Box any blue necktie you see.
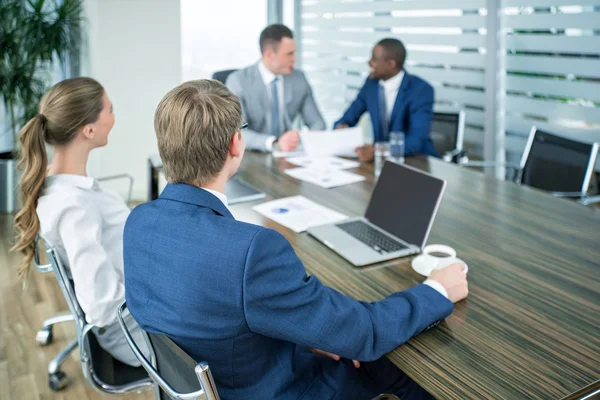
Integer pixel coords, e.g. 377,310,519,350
378,84,388,141
271,78,281,137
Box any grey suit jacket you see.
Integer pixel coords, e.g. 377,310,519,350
226,63,326,151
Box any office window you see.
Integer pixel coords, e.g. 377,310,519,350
300,1,487,151
181,0,268,81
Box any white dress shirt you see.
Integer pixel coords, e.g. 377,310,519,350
258,61,285,151
379,70,405,123
37,174,130,328
200,187,228,209
37,174,149,366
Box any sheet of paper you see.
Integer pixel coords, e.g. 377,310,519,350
299,127,363,157
253,195,347,233
272,150,306,158
284,167,365,188
285,156,360,170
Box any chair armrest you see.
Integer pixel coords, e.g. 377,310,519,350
442,149,465,163
550,191,587,198
459,160,520,170
97,174,134,205
579,195,600,206
34,236,52,273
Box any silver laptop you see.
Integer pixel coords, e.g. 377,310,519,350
307,161,446,267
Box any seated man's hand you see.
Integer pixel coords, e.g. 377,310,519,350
429,263,469,303
278,130,300,152
335,123,349,130
354,144,374,162
310,348,361,368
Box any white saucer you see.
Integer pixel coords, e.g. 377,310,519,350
411,255,468,277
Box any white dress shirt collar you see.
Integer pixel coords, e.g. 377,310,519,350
379,70,405,120
45,174,97,190
379,70,405,92
258,60,279,85
200,187,228,208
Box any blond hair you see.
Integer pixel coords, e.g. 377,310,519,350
12,77,105,279
154,79,242,186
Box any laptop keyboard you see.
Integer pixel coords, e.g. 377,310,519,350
336,220,407,253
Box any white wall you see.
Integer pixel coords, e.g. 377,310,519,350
181,0,266,81
82,0,182,200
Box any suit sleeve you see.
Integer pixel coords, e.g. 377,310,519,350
242,228,453,362
299,73,326,130
226,72,272,152
333,79,369,129
405,83,434,156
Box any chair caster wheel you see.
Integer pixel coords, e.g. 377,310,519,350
49,371,68,391
36,327,53,345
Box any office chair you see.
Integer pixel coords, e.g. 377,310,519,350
516,126,599,204
211,69,238,85
118,302,403,400
33,241,153,394
118,302,220,400
430,111,467,164
460,127,600,205
34,173,136,391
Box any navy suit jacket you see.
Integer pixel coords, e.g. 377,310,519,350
334,71,437,157
124,183,453,400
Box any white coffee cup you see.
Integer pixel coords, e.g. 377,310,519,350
421,244,457,271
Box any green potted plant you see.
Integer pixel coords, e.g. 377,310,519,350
0,0,83,213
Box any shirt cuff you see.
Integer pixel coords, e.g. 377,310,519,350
265,136,277,152
423,279,448,299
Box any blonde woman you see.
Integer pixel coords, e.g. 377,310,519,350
12,77,147,366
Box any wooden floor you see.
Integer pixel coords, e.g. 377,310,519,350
0,213,153,400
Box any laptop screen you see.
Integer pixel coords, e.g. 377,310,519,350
364,161,446,248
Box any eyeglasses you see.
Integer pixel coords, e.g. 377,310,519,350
240,122,248,130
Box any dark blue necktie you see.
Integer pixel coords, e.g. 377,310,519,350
271,78,281,137
378,84,388,141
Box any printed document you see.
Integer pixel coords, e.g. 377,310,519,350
253,195,347,232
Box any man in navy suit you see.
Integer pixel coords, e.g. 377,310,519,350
335,38,437,161
124,79,468,399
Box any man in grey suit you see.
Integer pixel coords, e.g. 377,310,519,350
226,24,326,152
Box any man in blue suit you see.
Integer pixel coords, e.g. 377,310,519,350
335,38,437,161
124,79,468,399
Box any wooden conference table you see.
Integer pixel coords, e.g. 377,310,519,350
149,153,600,400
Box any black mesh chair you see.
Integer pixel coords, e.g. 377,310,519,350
430,111,467,164
517,126,599,203
34,242,153,394
211,69,238,84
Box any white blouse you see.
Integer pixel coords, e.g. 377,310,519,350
37,174,130,328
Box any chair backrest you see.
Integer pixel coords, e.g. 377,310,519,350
117,302,221,400
518,126,599,193
39,243,152,392
211,69,238,84
45,247,87,329
430,111,465,158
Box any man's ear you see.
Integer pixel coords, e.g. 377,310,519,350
230,131,242,158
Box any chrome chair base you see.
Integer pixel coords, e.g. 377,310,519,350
36,313,74,345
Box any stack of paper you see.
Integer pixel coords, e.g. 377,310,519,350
286,156,359,170
253,195,347,232
284,167,365,189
